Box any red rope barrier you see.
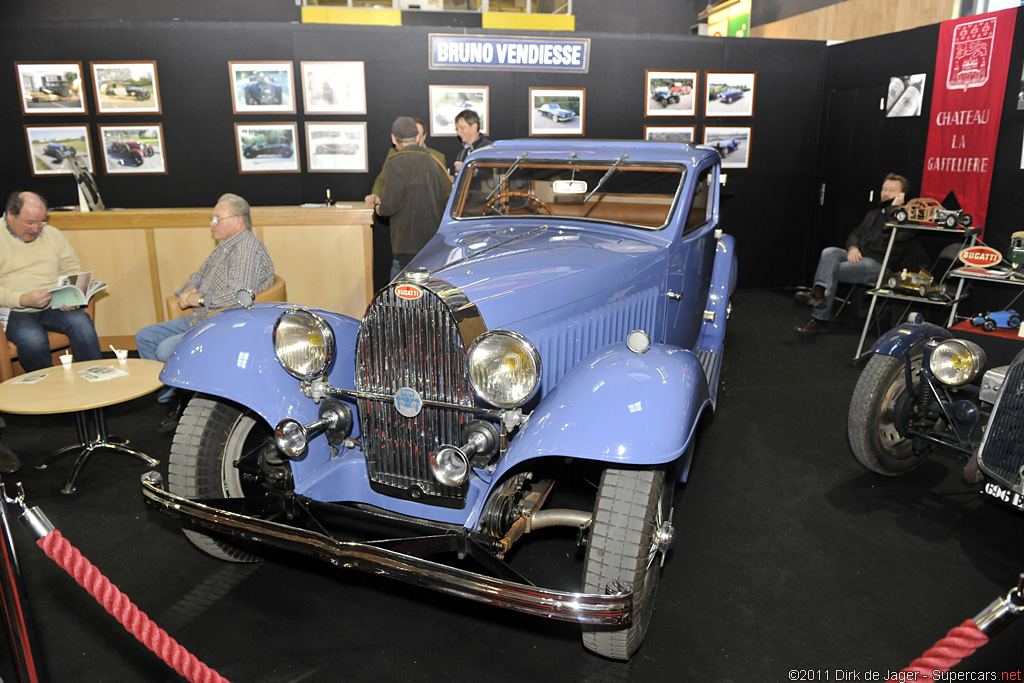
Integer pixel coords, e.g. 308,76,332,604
886,619,989,683
37,529,232,683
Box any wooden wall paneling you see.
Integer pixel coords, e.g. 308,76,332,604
751,0,957,41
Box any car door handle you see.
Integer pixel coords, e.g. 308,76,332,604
667,290,683,301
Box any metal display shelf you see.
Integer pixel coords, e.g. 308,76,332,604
854,222,976,360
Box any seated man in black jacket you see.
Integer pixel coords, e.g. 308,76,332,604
795,173,911,334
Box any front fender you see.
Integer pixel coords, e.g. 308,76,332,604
498,342,711,476
160,303,360,427
870,321,951,359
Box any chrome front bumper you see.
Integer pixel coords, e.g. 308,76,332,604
141,472,632,626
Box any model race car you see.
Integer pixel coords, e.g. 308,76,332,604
970,310,1021,332
889,197,972,229
144,139,737,661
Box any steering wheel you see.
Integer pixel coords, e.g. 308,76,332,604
482,191,553,216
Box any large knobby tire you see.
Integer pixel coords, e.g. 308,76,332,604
847,347,926,475
168,395,273,563
582,468,671,660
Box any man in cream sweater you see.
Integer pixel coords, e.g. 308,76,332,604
0,191,102,472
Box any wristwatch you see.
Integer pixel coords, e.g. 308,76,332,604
197,294,205,307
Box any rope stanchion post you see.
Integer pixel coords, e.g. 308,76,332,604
7,484,233,683
0,481,47,683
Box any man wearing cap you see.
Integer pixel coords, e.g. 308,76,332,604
373,116,453,278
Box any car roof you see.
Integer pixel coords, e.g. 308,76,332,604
468,139,717,166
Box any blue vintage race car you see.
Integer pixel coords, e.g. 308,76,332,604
145,139,737,660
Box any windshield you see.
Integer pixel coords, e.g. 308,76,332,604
451,160,685,229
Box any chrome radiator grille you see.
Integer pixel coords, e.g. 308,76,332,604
979,358,1024,489
355,283,475,505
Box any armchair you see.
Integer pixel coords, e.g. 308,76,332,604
165,275,286,321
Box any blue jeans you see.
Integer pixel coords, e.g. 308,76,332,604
811,247,882,322
135,317,192,362
6,308,101,372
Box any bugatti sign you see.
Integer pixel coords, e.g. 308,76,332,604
959,245,1003,267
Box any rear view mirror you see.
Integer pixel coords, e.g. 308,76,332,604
552,180,587,194
235,288,256,309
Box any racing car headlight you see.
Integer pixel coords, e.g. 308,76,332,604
273,309,335,379
468,330,541,408
929,339,986,386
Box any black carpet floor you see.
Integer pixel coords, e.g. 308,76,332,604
2,288,1024,682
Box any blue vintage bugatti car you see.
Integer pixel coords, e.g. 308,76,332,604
146,139,738,660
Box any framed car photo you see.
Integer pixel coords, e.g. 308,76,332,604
644,126,695,143
235,122,300,174
16,62,87,115
530,88,585,137
645,70,697,117
705,72,756,117
300,61,366,115
98,124,167,175
306,122,368,173
229,61,296,115
429,85,488,137
24,124,95,176
704,126,751,169
91,61,161,114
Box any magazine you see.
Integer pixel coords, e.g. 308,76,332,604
47,271,106,309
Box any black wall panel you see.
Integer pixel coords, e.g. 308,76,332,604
0,20,827,288
819,11,1024,314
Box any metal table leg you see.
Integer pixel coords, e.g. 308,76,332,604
37,408,159,495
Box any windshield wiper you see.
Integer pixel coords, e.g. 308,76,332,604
584,154,628,203
484,152,528,203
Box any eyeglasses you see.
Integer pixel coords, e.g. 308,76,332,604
19,219,46,229
210,214,240,226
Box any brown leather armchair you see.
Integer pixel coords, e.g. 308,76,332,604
0,299,96,382
165,275,286,320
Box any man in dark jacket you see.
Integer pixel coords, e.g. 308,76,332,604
375,116,453,278
794,173,912,334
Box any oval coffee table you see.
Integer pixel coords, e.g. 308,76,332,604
0,358,164,494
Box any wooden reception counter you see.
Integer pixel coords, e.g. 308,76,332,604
46,204,375,348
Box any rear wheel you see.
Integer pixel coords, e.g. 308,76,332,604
848,347,926,475
582,467,672,660
168,395,279,562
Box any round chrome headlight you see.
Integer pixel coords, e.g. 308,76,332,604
929,339,986,386
468,330,541,408
273,309,335,379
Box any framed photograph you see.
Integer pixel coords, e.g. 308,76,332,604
885,74,926,118
306,122,368,173
24,125,94,176
300,61,366,115
16,62,87,115
429,85,488,137
705,72,756,117
235,123,300,173
704,126,751,169
229,62,296,114
98,124,167,175
91,61,161,114
530,88,585,136
644,126,696,143
645,70,697,117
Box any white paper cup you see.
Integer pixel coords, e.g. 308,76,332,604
115,349,128,364
59,353,73,369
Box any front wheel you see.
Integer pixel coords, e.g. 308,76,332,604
582,467,671,660
848,348,926,475
168,395,282,562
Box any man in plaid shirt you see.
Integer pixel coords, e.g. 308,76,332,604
135,193,273,428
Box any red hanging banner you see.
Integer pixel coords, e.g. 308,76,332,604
920,7,1016,233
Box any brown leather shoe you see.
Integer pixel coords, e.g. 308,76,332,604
795,289,827,309
0,436,22,474
795,319,830,334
